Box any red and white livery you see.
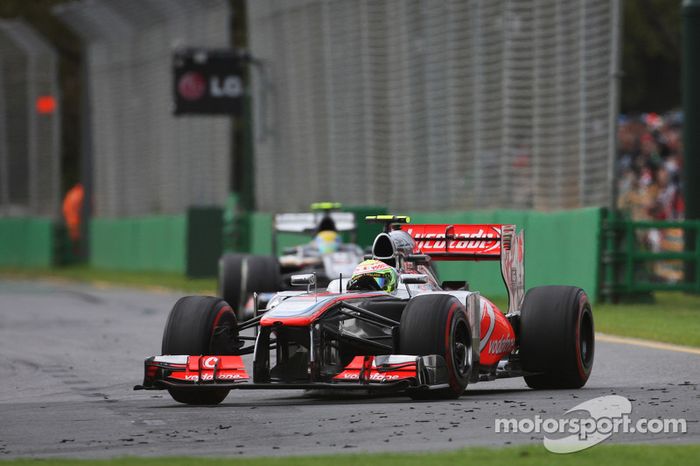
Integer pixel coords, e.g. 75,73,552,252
137,215,594,404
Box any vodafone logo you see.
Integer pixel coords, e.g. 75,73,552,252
488,337,515,355
185,373,242,381
178,72,206,101
203,356,219,369
340,372,400,381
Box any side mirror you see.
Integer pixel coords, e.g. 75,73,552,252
290,273,316,287
400,273,428,285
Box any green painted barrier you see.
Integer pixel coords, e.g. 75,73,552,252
0,207,603,298
0,217,55,267
91,214,187,273
346,205,386,247
248,211,274,255
408,208,602,302
90,207,223,277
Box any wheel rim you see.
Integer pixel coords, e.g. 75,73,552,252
452,320,471,377
579,310,594,368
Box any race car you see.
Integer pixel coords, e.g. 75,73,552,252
218,203,365,319
136,215,594,405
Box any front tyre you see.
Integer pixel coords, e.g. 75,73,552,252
161,296,238,405
399,294,472,399
243,256,280,295
519,286,594,389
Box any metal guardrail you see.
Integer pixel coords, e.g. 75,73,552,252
601,216,700,300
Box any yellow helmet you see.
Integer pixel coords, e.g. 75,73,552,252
314,230,341,254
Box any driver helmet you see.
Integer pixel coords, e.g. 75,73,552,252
347,259,398,292
314,230,341,254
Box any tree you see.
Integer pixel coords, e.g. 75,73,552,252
621,0,682,113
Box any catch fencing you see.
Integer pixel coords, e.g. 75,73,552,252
248,0,620,212
0,20,61,218
54,0,232,218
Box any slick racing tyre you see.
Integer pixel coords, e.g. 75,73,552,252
219,253,247,316
400,294,472,399
519,286,594,389
161,296,238,405
237,255,280,321
244,255,280,296
219,254,280,321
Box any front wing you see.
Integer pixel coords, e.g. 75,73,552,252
134,354,452,394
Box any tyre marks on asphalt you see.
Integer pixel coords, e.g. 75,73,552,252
40,364,111,399
2,281,699,458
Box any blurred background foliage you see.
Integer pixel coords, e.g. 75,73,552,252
622,0,682,113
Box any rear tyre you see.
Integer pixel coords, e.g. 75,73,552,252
399,294,472,400
161,296,237,405
519,286,594,389
218,253,247,318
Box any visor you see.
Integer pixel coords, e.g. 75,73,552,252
358,272,388,289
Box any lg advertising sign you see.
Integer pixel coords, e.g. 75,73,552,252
173,49,244,115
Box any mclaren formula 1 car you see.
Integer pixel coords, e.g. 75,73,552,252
136,216,594,404
218,203,364,320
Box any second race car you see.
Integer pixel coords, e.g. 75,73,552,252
218,203,365,319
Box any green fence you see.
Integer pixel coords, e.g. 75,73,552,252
91,214,187,273
1,207,602,299
601,217,700,300
408,208,603,302
90,207,222,277
0,217,55,267
242,207,603,302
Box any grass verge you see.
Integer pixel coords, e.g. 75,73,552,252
490,291,700,349
1,444,698,466
594,291,700,348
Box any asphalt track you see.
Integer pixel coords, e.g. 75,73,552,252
0,279,697,459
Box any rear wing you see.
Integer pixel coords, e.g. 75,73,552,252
273,212,356,234
401,224,505,260
401,224,524,313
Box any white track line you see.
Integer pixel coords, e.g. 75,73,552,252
596,332,700,356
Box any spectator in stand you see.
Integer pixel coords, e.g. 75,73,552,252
616,111,684,221
649,167,684,221
616,112,685,282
